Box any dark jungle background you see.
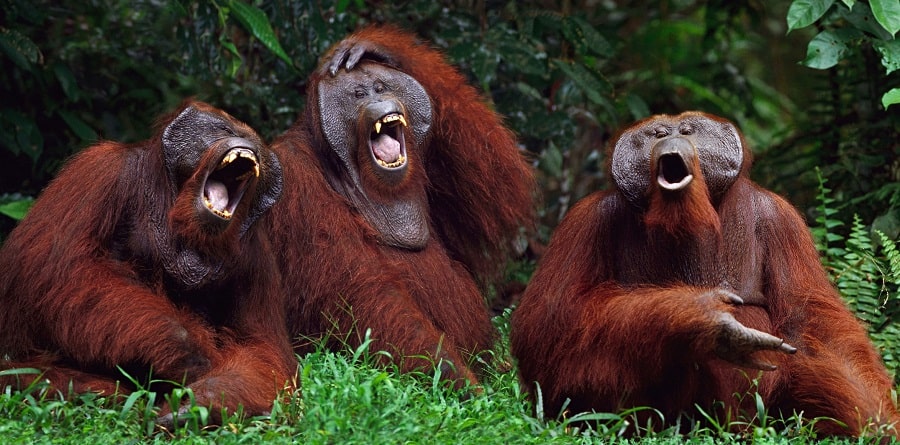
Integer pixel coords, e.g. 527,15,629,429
2,0,900,376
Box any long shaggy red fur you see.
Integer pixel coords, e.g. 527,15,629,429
0,102,296,422
511,112,899,437
267,25,535,387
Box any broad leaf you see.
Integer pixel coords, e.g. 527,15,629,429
873,39,900,74
218,37,242,77
802,29,860,69
538,140,563,178
671,75,732,111
53,64,80,101
468,43,500,88
228,0,293,66
563,16,614,58
58,110,98,142
882,88,900,109
787,0,836,32
552,60,612,106
871,0,900,36
842,1,894,39
0,199,34,221
497,38,548,77
0,28,42,71
624,94,650,121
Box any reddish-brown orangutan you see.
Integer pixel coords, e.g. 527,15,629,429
511,112,899,437
266,25,535,388
0,101,296,425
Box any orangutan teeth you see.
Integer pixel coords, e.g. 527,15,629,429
218,149,259,174
203,198,233,219
376,154,406,168
373,114,408,135
219,150,239,167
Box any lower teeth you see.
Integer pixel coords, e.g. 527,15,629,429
377,155,405,168
204,199,232,219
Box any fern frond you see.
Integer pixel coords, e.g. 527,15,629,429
811,171,900,382
812,167,844,261
876,230,900,284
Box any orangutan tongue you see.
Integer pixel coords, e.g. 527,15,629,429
372,133,401,163
205,180,229,210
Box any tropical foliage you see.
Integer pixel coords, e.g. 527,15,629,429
1,0,900,440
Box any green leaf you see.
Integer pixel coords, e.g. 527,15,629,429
0,367,40,376
801,29,860,69
871,0,900,36
57,110,98,142
492,29,548,78
787,0,837,33
0,28,42,70
227,0,293,67
218,37,242,77
470,48,500,88
0,199,34,221
552,59,612,106
841,0,856,8
841,2,894,39
563,16,613,58
882,88,900,109
53,63,80,101
670,75,732,111
624,94,650,121
539,140,563,177
514,81,544,102
873,39,900,74
119,391,145,421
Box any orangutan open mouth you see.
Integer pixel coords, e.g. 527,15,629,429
370,112,408,169
656,152,694,191
202,147,259,220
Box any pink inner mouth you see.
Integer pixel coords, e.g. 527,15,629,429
372,133,401,163
204,180,229,211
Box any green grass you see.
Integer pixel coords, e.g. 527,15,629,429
0,314,893,444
